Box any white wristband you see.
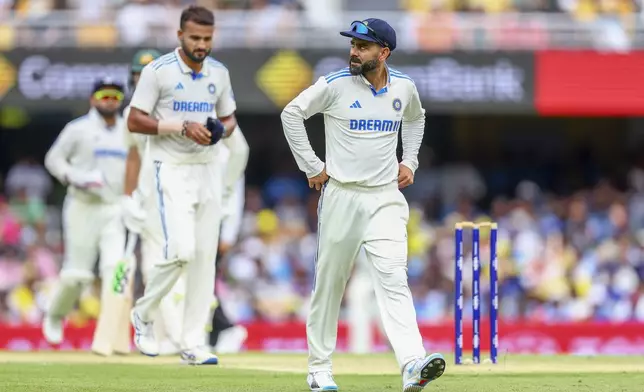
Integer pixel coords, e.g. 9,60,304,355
157,120,184,135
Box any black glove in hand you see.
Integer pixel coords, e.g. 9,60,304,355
206,117,225,145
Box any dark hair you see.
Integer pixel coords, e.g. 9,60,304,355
180,6,215,29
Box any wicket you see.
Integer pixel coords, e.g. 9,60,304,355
454,221,499,365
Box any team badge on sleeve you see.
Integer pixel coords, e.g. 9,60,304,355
392,98,402,112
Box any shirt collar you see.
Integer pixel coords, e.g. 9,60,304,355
358,66,391,96
174,47,210,79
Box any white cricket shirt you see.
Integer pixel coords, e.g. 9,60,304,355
281,66,425,187
45,108,128,203
129,48,237,164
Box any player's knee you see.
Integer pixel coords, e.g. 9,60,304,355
365,239,407,263
166,236,195,263
175,242,196,263
380,267,410,293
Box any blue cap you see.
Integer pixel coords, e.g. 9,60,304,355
340,18,396,52
92,76,124,94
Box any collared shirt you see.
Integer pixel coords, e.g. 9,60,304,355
281,66,425,187
45,107,128,202
129,47,237,164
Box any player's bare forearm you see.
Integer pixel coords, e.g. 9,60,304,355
127,107,161,135
219,114,237,138
124,147,141,196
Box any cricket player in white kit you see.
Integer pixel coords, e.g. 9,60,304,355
122,50,250,356
124,6,238,365
281,19,446,392
42,78,128,348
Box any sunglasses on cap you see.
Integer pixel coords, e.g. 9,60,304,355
94,89,124,101
349,20,389,48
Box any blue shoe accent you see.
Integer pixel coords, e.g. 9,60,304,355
201,356,219,365
308,372,338,391
180,350,219,365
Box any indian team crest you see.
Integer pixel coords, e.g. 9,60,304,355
392,98,402,112
208,83,216,94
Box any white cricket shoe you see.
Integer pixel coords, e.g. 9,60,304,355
180,347,219,365
42,316,63,345
402,353,446,392
215,325,248,354
307,371,338,391
130,309,159,357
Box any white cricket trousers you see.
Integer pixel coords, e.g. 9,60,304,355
135,160,191,354
47,195,125,319
140,231,187,353
134,159,222,351
347,247,378,354
308,178,426,373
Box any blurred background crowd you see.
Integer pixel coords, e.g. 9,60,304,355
0,0,641,51
2,146,644,328
0,0,640,15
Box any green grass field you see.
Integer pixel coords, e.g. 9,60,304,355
2,352,644,391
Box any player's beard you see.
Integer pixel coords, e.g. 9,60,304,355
96,106,119,118
182,42,211,64
349,57,378,76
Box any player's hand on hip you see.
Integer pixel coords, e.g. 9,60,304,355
308,166,329,191
184,122,212,145
398,163,414,189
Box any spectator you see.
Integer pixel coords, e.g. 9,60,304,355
4,156,52,202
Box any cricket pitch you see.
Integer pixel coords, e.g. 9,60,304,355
1,351,643,391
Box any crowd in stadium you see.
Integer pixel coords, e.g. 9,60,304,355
1,151,644,327
0,0,639,15
0,0,638,51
